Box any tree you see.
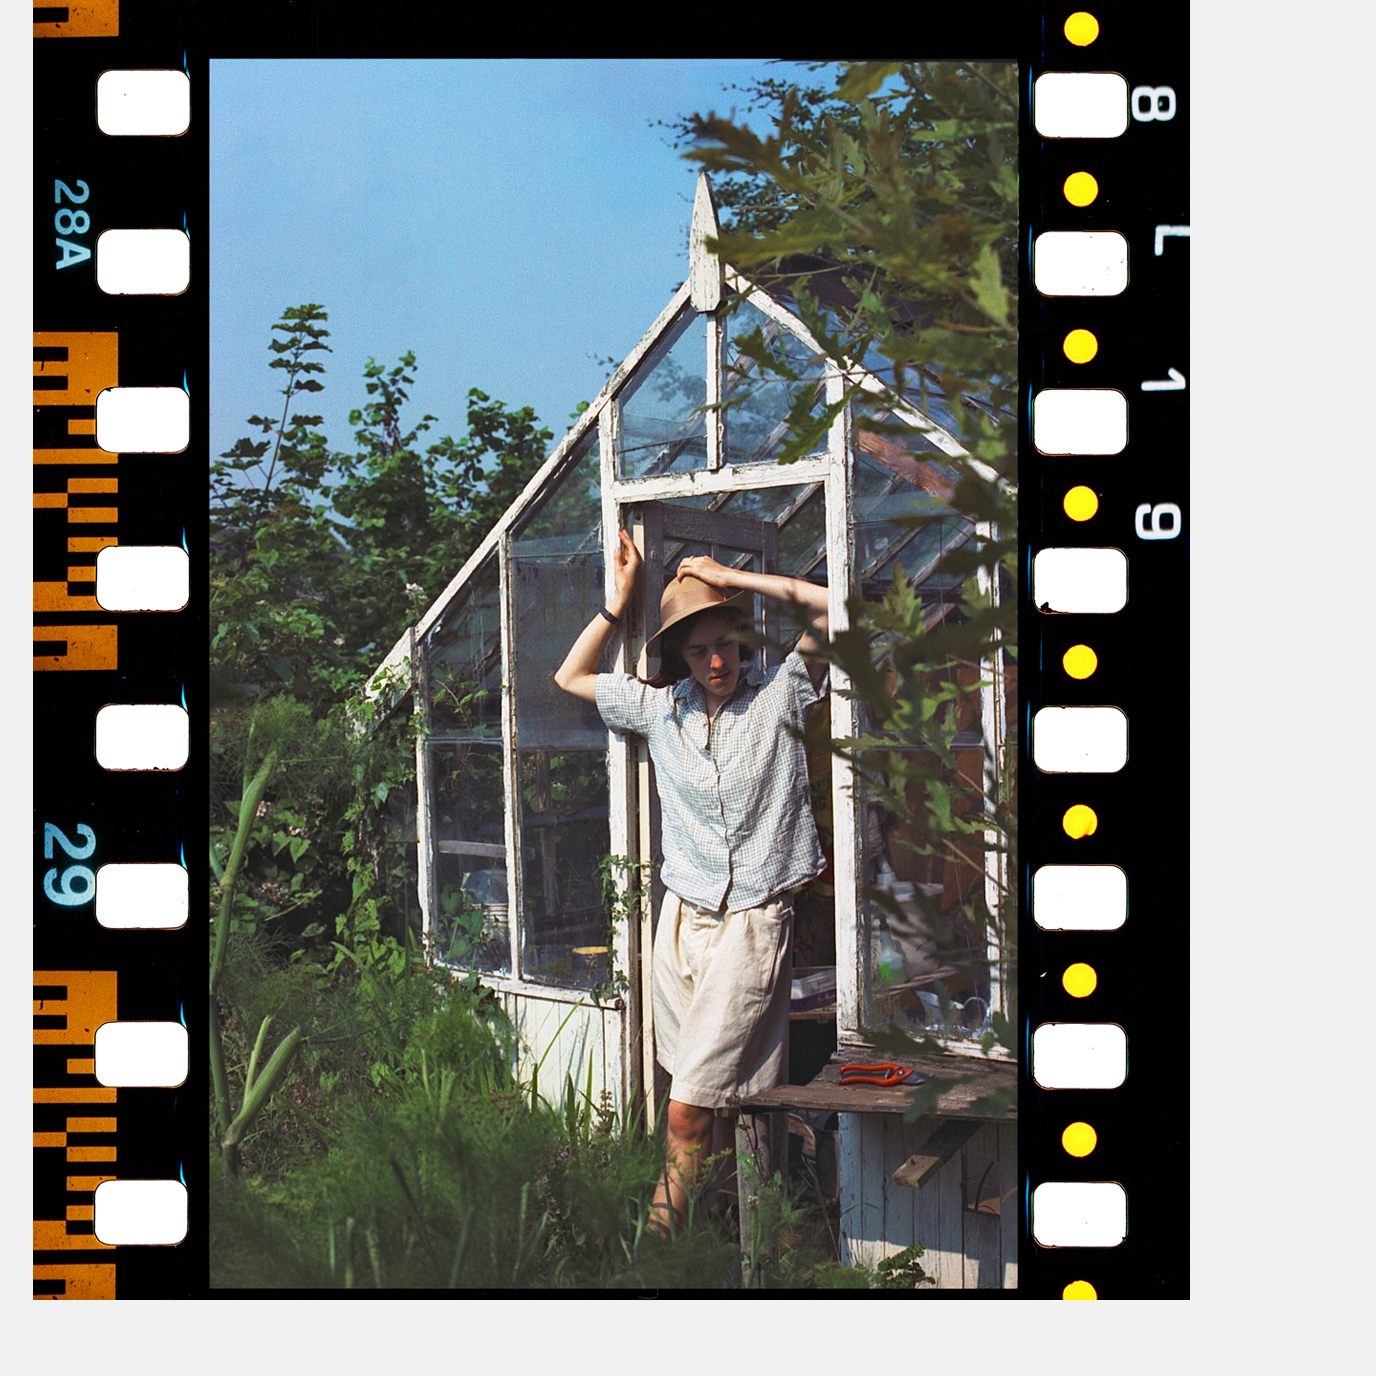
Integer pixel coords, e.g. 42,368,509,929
677,61,1018,1078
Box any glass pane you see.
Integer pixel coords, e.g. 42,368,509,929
512,441,606,751
516,437,601,551
776,488,825,575
426,557,502,738
429,742,509,974
518,748,610,989
617,309,707,479
722,297,828,465
855,633,994,1039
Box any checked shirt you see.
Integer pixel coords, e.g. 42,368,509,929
595,649,827,912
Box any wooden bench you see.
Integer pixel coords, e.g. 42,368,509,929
731,1050,1017,1284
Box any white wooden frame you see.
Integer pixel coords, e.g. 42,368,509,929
367,248,1014,1070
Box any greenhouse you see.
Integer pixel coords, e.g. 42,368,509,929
367,175,1016,1286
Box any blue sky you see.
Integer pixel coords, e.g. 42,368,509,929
210,59,787,476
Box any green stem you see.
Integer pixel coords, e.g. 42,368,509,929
209,993,231,1150
211,746,278,997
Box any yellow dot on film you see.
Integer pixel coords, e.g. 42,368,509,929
1063,329,1099,364
1063,962,1098,997
1062,1121,1098,1156
1062,644,1098,679
1062,803,1098,839
1062,485,1098,521
1064,11,1100,45
1063,1279,1099,1300
1063,171,1099,207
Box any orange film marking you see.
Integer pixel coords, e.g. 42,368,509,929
66,1060,96,1076
33,1219,114,1251
66,1118,116,1133
1063,962,1098,997
69,477,117,493
33,493,67,509
1063,171,1099,206
1064,11,1100,45
67,419,98,436
33,1263,117,1300
1062,1279,1098,1300
33,584,102,614
68,537,118,552
65,507,119,524
32,333,118,406
1062,644,1099,679
66,1206,95,1222
33,625,118,672
33,448,118,465
1061,1121,1098,1156
1062,804,1098,839
67,567,96,582
34,1133,67,1149
1063,329,1098,364
65,1145,116,1162
33,2,119,38
35,1088,117,1103
67,1177,116,1192
33,972,117,1044
1063,485,1098,521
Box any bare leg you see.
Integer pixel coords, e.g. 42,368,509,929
651,1098,714,1235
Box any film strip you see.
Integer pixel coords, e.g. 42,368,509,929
1023,9,1188,1298
32,4,199,1298
31,8,1185,1299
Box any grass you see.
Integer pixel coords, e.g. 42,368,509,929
210,963,912,1290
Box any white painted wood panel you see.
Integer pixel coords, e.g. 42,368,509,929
839,1114,1017,1288
503,989,619,1117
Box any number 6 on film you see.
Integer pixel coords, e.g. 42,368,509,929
1135,502,1182,540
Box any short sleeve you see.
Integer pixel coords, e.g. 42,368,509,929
594,674,663,736
783,646,827,711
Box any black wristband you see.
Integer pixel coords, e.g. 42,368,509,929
598,607,621,627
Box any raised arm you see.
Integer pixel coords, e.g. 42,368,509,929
554,528,641,703
676,555,829,687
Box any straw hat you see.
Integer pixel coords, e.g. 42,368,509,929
645,575,752,659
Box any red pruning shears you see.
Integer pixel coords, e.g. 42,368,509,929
837,1062,925,1088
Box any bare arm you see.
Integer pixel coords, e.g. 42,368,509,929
676,555,830,688
553,528,642,703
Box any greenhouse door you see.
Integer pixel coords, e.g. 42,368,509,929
626,501,780,1125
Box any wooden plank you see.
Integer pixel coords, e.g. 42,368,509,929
612,455,831,505
740,1052,1016,1119
891,1119,979,1192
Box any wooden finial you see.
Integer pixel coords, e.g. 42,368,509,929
688,172,722,312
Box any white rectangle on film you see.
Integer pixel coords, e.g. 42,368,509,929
97,229,191,295
1034,389,1127,454
1033,706,1127,772
96,70,192,137
94,1180,188,1246
1032,1022,1127,1089
1033,72,1128,138
1033,548,1127,613
97,545,190,610
96,387,189,453
1032,1181,1128,1247
96,862,189,929
95,1022,189,1087
1033,231,1128,296
95,705,189,771
1033,865,1127,930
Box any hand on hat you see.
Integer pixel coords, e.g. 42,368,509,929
676,554,733,590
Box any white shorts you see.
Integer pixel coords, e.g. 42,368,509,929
652,889,793,1110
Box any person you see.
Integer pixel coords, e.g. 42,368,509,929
554,527,829,1233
